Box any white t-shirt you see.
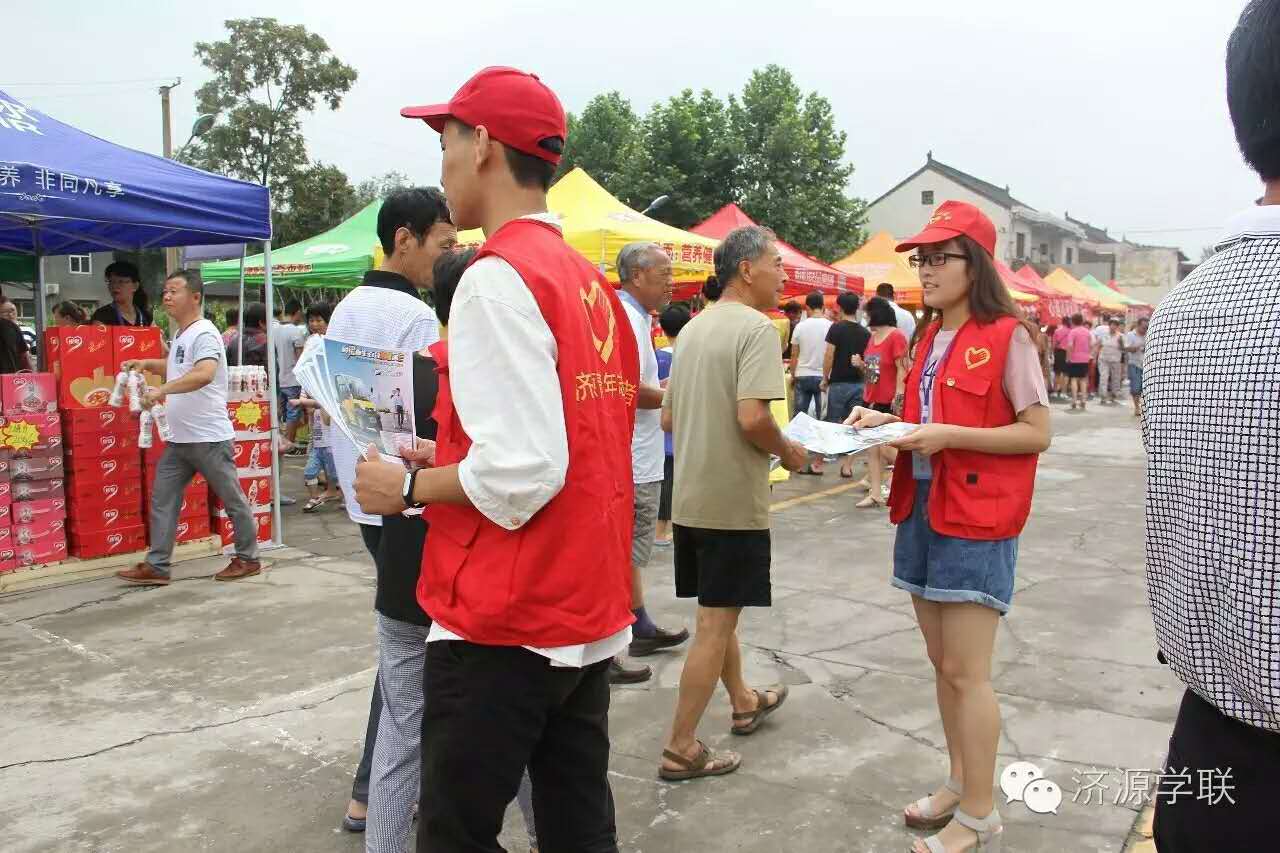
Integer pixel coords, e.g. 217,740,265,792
1125,331,1146,370
620,293,664,484
273,323,307,387
310,407,329,448
892,303,917,343
790,316,833,377
165,318,233,443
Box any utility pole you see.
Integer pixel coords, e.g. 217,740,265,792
160,79,181,274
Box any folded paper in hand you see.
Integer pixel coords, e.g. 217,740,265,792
782,412,918,457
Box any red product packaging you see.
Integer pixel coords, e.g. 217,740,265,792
68,454,141,485
64,431,138,459
0,558,15,574
66,503,143,533
1,373,57,415
12,517,66,546
0,503,9,525
112,327,164,391
0,482,10,503
16,535,67,566
178,489,209,520
2,412,63,449
65,478,144,508
210,474,271,511
232,438,272,474
175,515,211,543
11,497,67,524
213,510,272,546
227,399,270,434
68,525,147,559
10,455,64,482
44,325,114,410
62,406,137,438
11,478,66,503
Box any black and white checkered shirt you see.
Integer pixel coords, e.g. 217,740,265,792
1144,203,1280,732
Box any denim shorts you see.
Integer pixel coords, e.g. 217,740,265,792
892,478,1017,614
825,381,864,424
279,385,303,423
1128,364,1144,396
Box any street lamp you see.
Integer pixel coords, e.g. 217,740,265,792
177,113,217,159
641,194,671,217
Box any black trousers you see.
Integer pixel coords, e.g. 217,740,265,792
350,523,385,804
1153,688,1280,851
419,642,617,853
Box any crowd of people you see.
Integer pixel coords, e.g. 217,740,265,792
16,3,1280,849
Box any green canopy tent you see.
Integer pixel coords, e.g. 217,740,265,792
201,199,382,297
1079,274,1148,308
0,253,37,282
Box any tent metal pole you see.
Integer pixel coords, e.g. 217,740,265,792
32,228,46,370
236,245,246,367
263,240,285,549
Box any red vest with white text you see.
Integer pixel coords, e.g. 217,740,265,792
418,219,638,647
888,316,1039,540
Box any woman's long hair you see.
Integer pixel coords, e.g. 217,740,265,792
910,235,1037,354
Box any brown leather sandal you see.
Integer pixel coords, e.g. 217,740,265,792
658,740,742,781
730,685,789,735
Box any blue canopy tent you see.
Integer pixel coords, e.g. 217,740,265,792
0,90,284,550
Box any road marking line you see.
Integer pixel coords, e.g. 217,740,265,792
769,482,861,512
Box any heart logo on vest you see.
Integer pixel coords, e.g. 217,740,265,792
579,280,617,364
964,347,991,370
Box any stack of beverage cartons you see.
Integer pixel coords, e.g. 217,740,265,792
65,404,146,559
0,373,67,568
213,366,274,546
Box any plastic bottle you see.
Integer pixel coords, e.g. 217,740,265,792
153,404,173,442
127,371,143,413
138,408,153,449
108,370,129,407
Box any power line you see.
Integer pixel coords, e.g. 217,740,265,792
0,77,176,87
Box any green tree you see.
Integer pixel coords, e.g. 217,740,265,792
628,89,739,228
556,92,642,194
184,17,357,210
349,170,412,215
728,65,865,261
272,163,356,247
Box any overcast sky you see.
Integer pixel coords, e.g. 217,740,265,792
6,0,1258,257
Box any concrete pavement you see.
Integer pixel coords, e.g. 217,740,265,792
0,402,1178,852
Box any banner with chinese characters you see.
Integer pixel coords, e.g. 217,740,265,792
0,89,269,255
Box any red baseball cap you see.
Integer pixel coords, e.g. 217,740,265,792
401,66,567,165
896,201,997,258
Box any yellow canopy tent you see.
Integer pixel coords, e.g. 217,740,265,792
832,231,922,309
456,168,719,289
1043,268,1111,310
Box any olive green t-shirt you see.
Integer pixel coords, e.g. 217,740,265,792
664,302,787,530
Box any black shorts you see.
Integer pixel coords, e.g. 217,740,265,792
673,525,771,607
658,455,674,522
1053,348,1068,372
1065,362,1089,379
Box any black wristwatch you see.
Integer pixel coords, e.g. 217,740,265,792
402,468,426,509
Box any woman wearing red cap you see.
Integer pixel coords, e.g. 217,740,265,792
847,201,1051,853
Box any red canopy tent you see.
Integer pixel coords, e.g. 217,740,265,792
691,204,863,299
1014,264,1080,322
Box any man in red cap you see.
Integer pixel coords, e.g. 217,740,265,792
355,67,637,853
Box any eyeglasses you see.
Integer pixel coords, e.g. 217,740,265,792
908,252,967,269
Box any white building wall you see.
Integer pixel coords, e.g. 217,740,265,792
865,169,1014,259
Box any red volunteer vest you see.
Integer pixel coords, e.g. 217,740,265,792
888,316,1039,540
418,219,638,647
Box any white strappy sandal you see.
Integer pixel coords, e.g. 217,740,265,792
919,808,1003,853
904,778,962,830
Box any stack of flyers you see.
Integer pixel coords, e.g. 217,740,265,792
778,412,919,460
295,335,417,465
